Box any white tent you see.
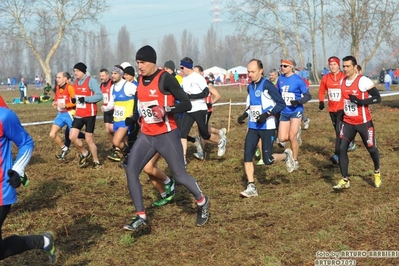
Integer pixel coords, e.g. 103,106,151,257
204,66,226,76
228,66,247,75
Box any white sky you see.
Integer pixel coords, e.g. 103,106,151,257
98,1,235,48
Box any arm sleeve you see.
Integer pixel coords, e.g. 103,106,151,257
188,87,209,99
266,82,286,115
85,78,103,103
4,111,34,176
163,74,192,113
357,87,381,105
318,77,327,102
102,85,115,111
298,90,312,104
65,85,77,109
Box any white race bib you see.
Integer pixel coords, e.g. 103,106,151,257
103,93,109,104
328,88,341,102
113,105,125,119
140,100,162,124
282,92,295,106
249,105,262,122
344,99,358,116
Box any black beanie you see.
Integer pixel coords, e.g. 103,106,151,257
164,60,175,70
124,66,135,77
136,45,157,64
74,62,87,74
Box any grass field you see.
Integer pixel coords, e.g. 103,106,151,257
1,83,399,266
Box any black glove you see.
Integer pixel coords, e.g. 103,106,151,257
319,101,324,110
7,169,21,188
125,113,139,126
349,95,359,104
71,98,76,104
256,112,270,124
77,97,85,104
290,100,300,107
237,111,249,124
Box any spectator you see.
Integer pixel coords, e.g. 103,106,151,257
384,72,392,91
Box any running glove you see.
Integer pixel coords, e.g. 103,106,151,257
349,95,359,104
7,169,21,188
77,97,85,104
71,98,76,104
256,113,270,123
319,101,324,110
151,106,166,119
237,111,248,124
290,100,300,107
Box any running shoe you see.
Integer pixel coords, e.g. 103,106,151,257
294,160,299,171
255,148,261,158
330,154,339,165
303,118,310,130
194,136,204,155
193,151,204,160
284,148,295,173
256,159,265,165
347,141,356,152
56,149,70,160
78,151,91,168
196,195,210,226
107,149,122,162
297,127,302,146
92,161,102,169
277,138,286,148
333,179,350,190
217,137,227,156
123,216,148,231
219,128,227,138
43,231,58,265
240,183,258,198
374,171,381,188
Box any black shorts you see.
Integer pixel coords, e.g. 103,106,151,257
72,116,96,133
103,110,114,124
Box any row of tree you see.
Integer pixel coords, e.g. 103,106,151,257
1,0,399,85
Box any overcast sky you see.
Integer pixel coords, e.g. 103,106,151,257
99,1,235,49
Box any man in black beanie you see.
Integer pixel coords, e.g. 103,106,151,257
123,45,210,231
164,60,182,85
70,62,103,169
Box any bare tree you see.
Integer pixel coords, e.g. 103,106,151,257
116,25,133,65
97,26,114,69
0,0,109,85
181,30,200,64
159,34,180,68
202,25,219,67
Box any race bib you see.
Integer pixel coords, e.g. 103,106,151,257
282,92,295,106
75,95,86,109
113,105,125,119
103,93,109,104
57,98,66,108
328,88,341,102
344,99,358,116
249,105,262,122
140,100,162,124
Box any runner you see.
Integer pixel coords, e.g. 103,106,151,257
179,57,226,164
0,97,58,264
99,68,114,151
333,56,381,190
69,62,103,169
192,65,227,160
277,58,311,171
123,45,210,230
237,59,292,197
50,72,84,160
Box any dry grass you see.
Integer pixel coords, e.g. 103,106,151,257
1,84,399,266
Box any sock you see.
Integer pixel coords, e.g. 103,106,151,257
43,235,50,249
164,177,171,184
161,192,167,198
197,196,206,206
61,145,68,151
82,151,88,157
137,212,146,220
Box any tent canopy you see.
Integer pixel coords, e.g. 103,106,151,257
204,66,226,76
228,66,247,75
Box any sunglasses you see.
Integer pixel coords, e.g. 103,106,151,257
280,65,291,68
180,66,185,70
